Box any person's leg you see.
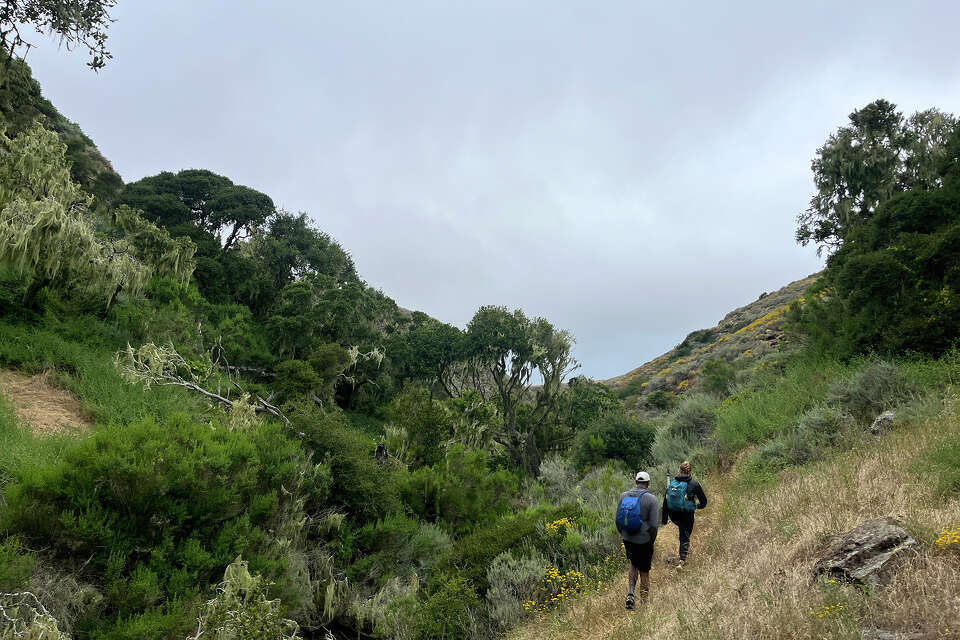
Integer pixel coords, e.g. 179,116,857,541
628,563,638,595
669,512,685,560
637,570,649,602
678,513,694,561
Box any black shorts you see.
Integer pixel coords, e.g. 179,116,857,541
623,539,654,571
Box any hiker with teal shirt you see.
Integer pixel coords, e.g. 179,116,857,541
615,471,660,610
661,460,708,567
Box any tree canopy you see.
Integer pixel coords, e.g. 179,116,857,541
796,99,957,253
0,0,117,70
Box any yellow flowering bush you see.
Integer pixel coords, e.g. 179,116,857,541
734,305,789,335
521,566,585,615
935,523,960,550
810,602,844,619
544,517,575,541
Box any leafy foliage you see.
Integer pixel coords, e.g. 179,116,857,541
188,557,301,640
571,413,656,471
0,0,117,70
1,413,318,632
797,99,957,253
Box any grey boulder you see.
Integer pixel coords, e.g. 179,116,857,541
870,411,896,435
813,518,917,584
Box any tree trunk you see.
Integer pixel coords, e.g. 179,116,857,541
22,275,50,308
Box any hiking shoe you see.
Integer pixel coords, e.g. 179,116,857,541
625,594,635,611
675,560,685,570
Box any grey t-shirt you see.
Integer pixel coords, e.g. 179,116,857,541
617,487,660,544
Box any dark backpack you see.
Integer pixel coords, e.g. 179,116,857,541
667,479,697,512
615,490,648,534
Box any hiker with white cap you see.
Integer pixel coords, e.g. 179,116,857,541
615,470,660,610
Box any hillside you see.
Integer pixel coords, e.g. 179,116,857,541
0,59,122,203
607,273,819,410
512,387,960,640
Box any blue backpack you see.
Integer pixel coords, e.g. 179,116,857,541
667,479,697,512
615,490,648,534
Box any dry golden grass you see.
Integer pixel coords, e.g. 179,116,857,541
0,369,91,435
511,398,960,640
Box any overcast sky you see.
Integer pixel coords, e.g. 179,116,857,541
22,1,960,379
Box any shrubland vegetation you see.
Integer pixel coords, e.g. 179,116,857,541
0,36,958,640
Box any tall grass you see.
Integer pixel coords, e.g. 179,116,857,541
714,355,848,453
0,322,201,426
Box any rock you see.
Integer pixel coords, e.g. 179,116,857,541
859,629,924,640
870,411,896,435
813,518,917,585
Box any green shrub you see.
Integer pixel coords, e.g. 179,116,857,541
715,355,846,453
1,413,315,630
188,558,301,640
826,360,915,423
386,386,451,468
744,405,854,473
485,551,548,631
650,424,694,467
670,393,720,441
441,505,579,594
410,574,479,640
644,389,678,411
571,414,655,471
296,408,402,524
348,515,451,587
528,456,577,506
0,536,35,591
399,445,518,534
616,376,647,399
700,359,735,395
274,360,321,403
922,434,960,495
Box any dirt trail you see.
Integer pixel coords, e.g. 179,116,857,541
0,369,91,435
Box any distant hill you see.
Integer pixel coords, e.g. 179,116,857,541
606,273,820,409
0,59,122,204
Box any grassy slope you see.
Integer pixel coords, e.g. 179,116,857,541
512,394,960,640
606,274,819,407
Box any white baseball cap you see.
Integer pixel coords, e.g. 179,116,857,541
635,471,650,483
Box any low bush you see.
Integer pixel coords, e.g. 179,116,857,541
409,574,479,640
715,355,846,453
348,515,451,588
441,505,580,595
387,386,451,468
923,433,960,495
744,405,855,473
485,551,548,631
826,360,915,423
700,359,735,395
1,413,316,635
650,423,694,467
571,414,655,471
400,446,518,534
296,408,402,524
525,456,577,507
0,536,34,591
670,393,720,441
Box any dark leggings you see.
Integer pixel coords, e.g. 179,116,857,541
669,511,695,560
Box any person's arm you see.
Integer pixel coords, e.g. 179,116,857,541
645,494,660,538
693,480,708,509
661,494,669,524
